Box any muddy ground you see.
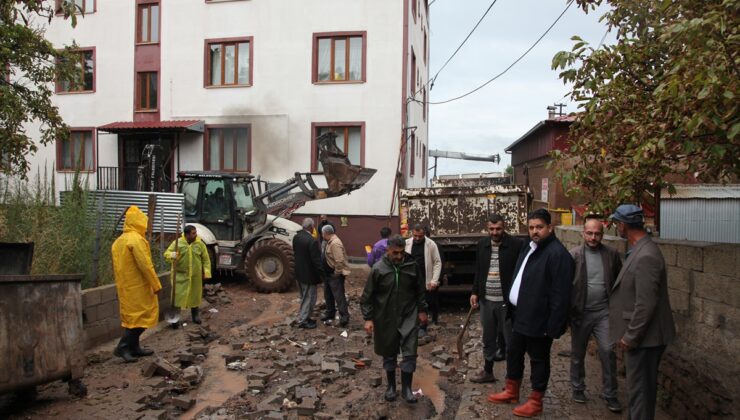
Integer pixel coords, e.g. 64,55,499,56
1,264,669,420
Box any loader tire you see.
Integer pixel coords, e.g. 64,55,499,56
245,238,295,293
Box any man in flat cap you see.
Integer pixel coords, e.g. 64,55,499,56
609,204,675,420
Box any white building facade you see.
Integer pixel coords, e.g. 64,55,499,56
28,0,430,255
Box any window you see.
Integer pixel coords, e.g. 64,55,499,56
205,37,252,87
57,129,94,171
205,126,251,172
422,88,427,121
422,144,427,178
423,30,428,65
56,0,95,14
137,3,159,44
312,123,364,171
57,48,95,93
313,32,366,83
410,133,415,177
410,48,416,95
136,72,158,111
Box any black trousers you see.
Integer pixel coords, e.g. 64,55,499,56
425,289,439,323
323,274,349,321
506,330,553,391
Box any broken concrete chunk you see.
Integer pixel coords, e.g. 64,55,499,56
182,365,203,384
431,345,447,356
432,361,445,370
294,397,318,416
248,380,266,392
190,345,209,355
295,386,319,400
370,375,382,387
436,353,454,365
223,353,246,364
340,362,357,374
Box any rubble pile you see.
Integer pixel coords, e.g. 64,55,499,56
204,283,231,305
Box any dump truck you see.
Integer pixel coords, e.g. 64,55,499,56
179,132,376,292
399,182,530,293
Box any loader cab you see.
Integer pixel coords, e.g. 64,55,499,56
179,172,257,241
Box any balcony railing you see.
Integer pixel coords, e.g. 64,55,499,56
97,166,172,192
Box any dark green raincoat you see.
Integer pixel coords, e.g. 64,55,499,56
360,254,428,358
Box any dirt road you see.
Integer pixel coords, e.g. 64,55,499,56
1,264,670,419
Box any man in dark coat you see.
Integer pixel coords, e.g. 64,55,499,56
292,218,324,329
488,208,574,418
569,215,623,412
469,214,524,383
361,234,428,404
610,204,675,420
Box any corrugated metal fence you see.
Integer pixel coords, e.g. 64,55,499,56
660,199,740,244
60,190,184,233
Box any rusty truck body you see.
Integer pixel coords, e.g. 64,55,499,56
399,182,530,293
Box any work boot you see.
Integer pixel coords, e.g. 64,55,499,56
339,317,349,328
131,328,154,357
191,308,202,324
384,370,397,402
512,390,544,418
401,372,418,403
470,360,496,383
113,329,139,363
488,378,521,404
320,313,334,322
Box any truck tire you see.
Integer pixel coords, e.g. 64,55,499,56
244,238,295,293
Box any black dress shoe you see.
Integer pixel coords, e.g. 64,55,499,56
298,320,317,329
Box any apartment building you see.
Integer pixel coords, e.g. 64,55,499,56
29,0,430,254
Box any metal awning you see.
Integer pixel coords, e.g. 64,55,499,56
97,120,205,133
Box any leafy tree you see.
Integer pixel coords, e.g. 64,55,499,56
505,164,513,176
1,0,83,177
551,0,739,212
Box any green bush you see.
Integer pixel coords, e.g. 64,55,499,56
0,168,116,289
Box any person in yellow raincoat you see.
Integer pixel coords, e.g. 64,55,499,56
165,225,211,325
111,206,162,363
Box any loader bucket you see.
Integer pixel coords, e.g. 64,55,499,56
317,132,377,195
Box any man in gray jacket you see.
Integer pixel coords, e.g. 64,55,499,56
610,204,675,420
569,216,622,412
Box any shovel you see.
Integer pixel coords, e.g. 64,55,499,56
165,214,182,325
456,306,476,360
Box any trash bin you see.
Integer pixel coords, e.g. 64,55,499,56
0,274,87,397
0,242,34,275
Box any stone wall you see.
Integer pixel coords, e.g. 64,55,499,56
556,226,740,419
81,272,172,349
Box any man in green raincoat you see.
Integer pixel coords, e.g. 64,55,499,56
361,234,428,404
165,225,211,325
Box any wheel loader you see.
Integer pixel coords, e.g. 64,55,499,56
177,132,376,292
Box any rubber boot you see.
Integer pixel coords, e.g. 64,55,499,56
512,390,544,417
401,372,418,403
191,307,202,324
113,329,139,363
131,328,154,357
384,370,397,402
488,378,521,404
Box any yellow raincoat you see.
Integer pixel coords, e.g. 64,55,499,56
111,206,162,329
165,235,211,309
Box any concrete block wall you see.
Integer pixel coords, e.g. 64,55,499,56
557,226,740,418
81,272,172,349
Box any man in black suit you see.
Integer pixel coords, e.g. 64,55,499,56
292,217,325,329
469,214,524,383
488,208,574,418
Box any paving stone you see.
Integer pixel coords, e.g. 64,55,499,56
248,380,266,392
321,361,340,372
340,362,357,374
294,397,318,416
295,386,319,400
170,396,195,410
300,365,321,374
247,367,276,381
431,345,447,356
314,412,333,420
190,345,209,355
142,358,182,378
359,357,373,367
431,361,445,370
176,352,196,364
344,349,363,358
223,353,247,364
182,366,203,384
436,353,454,365
440,365,457,377
308,353,323,366
138,410,168,420
370,375,382,387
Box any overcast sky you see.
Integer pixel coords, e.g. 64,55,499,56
426,0,613,176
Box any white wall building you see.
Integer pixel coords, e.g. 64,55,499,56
26,0,430,255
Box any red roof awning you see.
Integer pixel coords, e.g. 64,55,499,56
98,120,204,133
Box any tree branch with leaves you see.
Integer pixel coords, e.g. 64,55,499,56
551,0,739,213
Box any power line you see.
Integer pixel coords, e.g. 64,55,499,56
429,0,499,90
420,0,575,106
